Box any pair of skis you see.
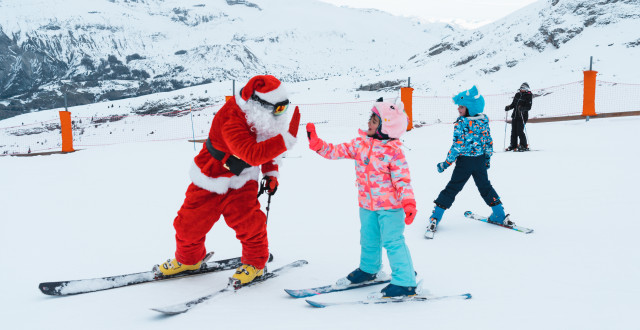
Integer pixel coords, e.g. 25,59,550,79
425,211,534,239
39,252,308,315
286,280,471,308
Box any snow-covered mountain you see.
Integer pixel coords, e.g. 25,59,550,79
0,0,638,120
399,0,640,92
0,0,447,118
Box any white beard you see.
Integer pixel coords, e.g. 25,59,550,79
241,100,290,142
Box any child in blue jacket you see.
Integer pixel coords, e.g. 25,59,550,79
426,86,513,238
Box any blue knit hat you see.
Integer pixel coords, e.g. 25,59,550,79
452,85,485,116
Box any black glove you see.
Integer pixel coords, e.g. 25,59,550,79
504,106,510,111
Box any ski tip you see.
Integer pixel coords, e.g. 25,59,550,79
284,289,300,298
150,307,187,316
462,293,473,299
268,253,274,262
293,260,309,266
38,283,57,295
464,211,472,217
305,299,327,308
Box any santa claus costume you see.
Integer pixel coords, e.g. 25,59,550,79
155,75,301,284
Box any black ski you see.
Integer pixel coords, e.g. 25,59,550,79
152,259,308,315
38,252,273,296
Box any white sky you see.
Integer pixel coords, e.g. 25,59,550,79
317,0,539,28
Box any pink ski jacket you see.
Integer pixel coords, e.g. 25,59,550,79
315,130,415,211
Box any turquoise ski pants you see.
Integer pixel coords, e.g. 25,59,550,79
358,208,417,287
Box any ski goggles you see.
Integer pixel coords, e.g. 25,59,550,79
251,94,290,116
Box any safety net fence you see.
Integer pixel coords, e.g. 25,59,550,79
1,80,638,155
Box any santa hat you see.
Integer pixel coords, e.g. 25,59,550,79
237,75,288,106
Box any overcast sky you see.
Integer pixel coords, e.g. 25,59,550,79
317,0,539,28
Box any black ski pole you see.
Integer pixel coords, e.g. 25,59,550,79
265,193,272,224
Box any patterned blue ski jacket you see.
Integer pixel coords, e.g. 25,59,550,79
444,114,494,164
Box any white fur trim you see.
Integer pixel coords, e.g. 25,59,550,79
189,160,259,194
255,84,288,104
272,154,283,168
282,132,297,150
263,171,279,178
235,88,247,107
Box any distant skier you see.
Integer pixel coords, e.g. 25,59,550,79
305,99,419,298
504,82,533,151
426,86,513,238
154,75,301,286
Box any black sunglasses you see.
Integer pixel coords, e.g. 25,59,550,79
251,94,290,115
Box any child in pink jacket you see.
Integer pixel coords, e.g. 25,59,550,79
306,100,418,298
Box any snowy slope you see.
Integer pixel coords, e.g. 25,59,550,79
1,115,638,329
1,0,638,116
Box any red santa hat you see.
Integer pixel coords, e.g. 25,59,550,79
237,75,288,106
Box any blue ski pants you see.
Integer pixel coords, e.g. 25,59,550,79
358,208,417,287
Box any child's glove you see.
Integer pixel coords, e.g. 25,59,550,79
485,155,491,169
437,161,450,173
306,123,323,151
402,199,417,225
505,105,510,111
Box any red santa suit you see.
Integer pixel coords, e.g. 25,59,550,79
173,75,299,269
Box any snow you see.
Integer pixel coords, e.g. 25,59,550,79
1,111,638,329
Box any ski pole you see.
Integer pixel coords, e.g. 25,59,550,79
521,112,529,147
503,111,508,151
265,194,272,224
258,177,274,224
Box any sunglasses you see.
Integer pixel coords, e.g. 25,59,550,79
251,94,290,116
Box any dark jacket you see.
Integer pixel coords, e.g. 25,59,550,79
506,91,532,119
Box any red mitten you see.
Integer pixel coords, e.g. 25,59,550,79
306,123,323,151
288,106,301,138
262,176,278,195
402,199,417,225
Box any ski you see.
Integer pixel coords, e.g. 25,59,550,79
464,211,534,234
151,259,308,315
424,218,437,239
501,149,540,153
284,279,390,298
305,292,472,308
424,229,435,239
38,252,273,296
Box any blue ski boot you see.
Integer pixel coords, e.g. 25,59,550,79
346,268,377,284
488,204,514,226
380,284,417,298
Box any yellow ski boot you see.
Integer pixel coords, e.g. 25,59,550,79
154,258,202,277
230,264,264,286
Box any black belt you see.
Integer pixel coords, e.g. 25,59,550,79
205,138,252,176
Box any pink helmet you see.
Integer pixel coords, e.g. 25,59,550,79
371,100,408,139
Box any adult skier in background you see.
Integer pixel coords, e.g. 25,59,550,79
426,86,513,238
154,75,301,286
505,82,533,151
306,99,419,298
